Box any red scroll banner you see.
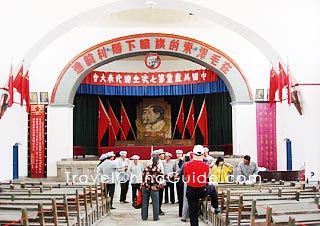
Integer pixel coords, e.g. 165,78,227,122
81,69,217,86
29,104,45,178
256,103,277,170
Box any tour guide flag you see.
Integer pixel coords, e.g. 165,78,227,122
98,97,109,147
194,98,208,145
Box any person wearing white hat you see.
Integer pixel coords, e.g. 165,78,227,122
98,151,118,209
115,150,130,203
128,155,144,205
149,148,165,215
184,145,220,226
163,152,176,204
175,149,184,217
203,147,214,166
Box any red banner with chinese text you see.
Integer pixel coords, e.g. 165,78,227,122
256,103,277,170
81,69,217,86
29,104,46,178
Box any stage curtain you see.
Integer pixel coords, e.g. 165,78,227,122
76,78,227,96
73,94,98,155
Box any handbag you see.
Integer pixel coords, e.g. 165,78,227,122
134,189,142,209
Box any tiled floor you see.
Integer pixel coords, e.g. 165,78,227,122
95,201,207,226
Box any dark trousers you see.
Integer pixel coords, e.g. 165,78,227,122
120,180,129,202
141,188,159,221
106,183,115,208
164,181,175,203
131,183,140,203
186,185,218,226
159,187,164,210
176,179,184,217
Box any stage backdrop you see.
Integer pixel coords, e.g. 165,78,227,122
73,93,232,156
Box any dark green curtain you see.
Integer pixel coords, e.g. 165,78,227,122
73,93,232,155
73,95,98,155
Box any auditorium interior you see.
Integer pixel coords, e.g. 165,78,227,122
0,0,319,225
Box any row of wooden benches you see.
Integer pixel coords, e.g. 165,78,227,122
201,181,320,226
0,182,111,226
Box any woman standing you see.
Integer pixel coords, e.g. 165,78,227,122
141,156,164,221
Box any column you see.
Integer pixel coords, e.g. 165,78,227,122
47,104,74,177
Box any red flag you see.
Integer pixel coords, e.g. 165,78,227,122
8,63,14,107
13,65,23,95
22,70,30,112
183,98,195,138
108,102,121,147
120,102,131,141
175,97,184,137
194,98,208,145
98,98,109,148
269,67,278,107
287,64,292,105
278,63,287,103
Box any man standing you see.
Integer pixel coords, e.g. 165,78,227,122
203,147,214,166
236,155,259,181
128,155,144,205
163,152,176,204
116,151,130,203
98,151,118,209
175,149,184,217
184,145,220,226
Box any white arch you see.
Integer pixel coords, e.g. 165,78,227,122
21,0,282,70
51,33,252,104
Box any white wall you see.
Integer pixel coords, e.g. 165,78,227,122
0,0,320,180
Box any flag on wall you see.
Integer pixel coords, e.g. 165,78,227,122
195,98,208,145
98,98,109,147
13,65,23,105
120,101,132,141
22,70,30,112
278,63,287,103
108,102,121,146
287,64,292,105
269,67,278,107
175,97,184,137
8,63,14,107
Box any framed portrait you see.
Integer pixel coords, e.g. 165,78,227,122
29,92,38,104
40,92,49,104
255,89,264,101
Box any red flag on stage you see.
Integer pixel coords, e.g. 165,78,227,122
98,98,109,148
8,63,14,107
175,97,185,137
194,98,208,145
269,67,278,107
108,102,121,147
183,98,195,138
278,63,287,103
120,102,131,141
21,70,30,112
13,65,23,104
